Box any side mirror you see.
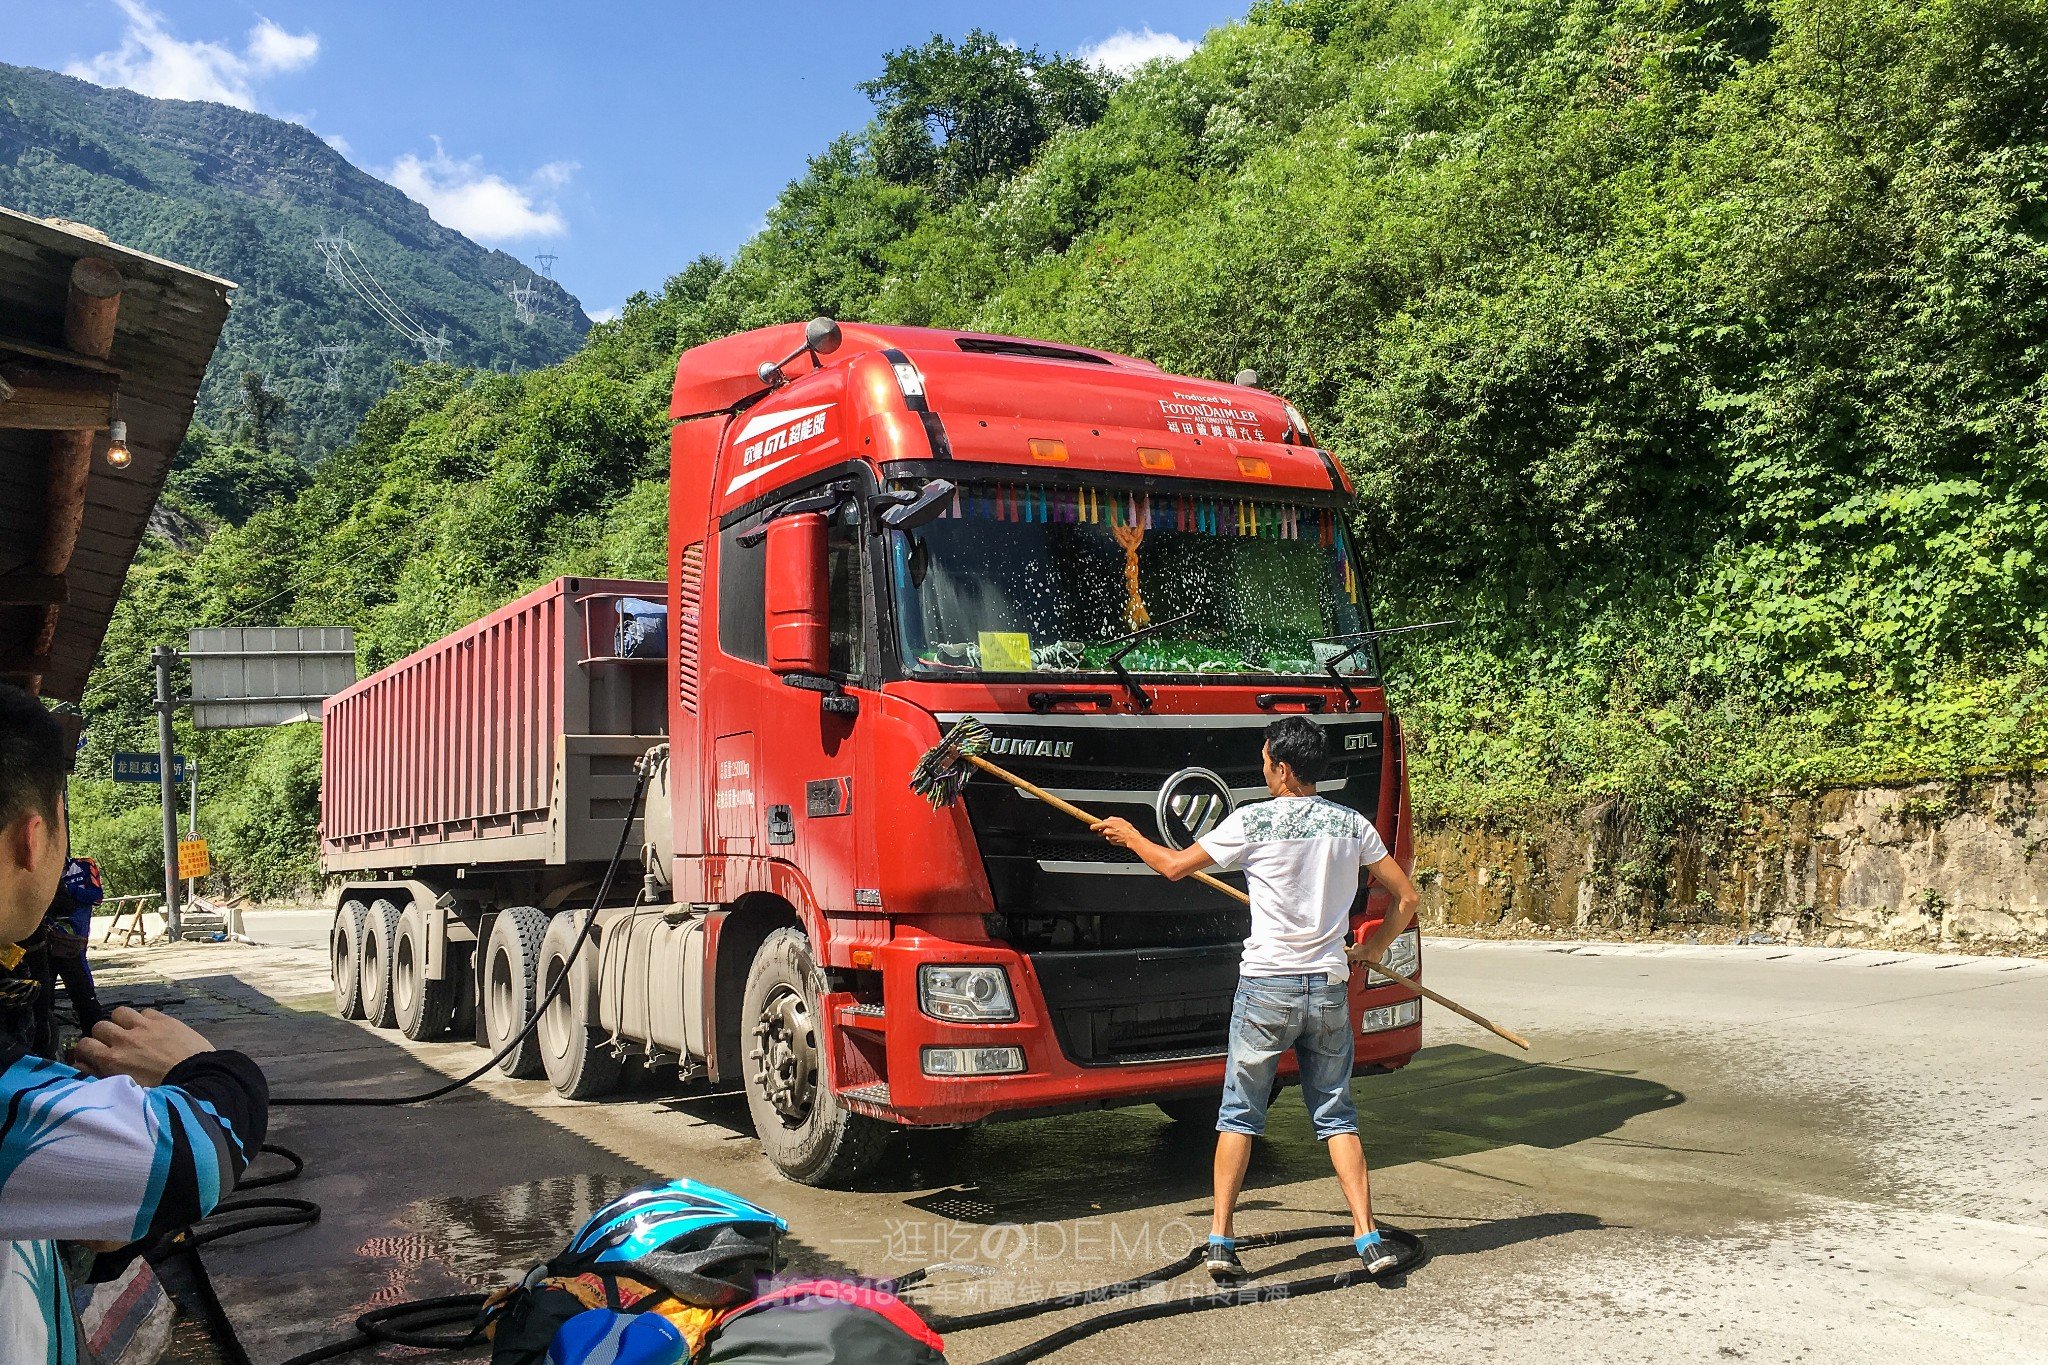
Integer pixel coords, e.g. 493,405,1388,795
764,512,830,675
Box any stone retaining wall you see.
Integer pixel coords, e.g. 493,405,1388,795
1413,776,2047,948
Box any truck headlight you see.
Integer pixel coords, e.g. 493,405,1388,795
922,1046,1025,1076
918,965,1017,1022
1368,928,1420,983
1361,999,1421,1033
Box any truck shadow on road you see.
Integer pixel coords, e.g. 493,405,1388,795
886,1043,1681,1226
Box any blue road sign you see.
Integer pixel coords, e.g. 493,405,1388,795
111,752,186,783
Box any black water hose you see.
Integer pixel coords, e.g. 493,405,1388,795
272,765,649,1108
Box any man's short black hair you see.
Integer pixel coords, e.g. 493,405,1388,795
1264,715,1329,783
0,683,67,831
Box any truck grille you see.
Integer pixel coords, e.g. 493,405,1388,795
950,712,1385,918
1028,943,1244,1066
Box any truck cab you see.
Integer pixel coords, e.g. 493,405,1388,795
661,322,1422,1181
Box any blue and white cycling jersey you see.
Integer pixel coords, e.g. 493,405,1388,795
0,1042,267,1363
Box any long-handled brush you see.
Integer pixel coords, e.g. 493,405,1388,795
912,717,1531,1051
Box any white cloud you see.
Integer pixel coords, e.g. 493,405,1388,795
1079,27,1196,74
586,307,620,324
382,140,571,242
321,131,353,157
64,0,318,111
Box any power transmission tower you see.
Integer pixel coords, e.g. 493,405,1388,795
508,277,538,326
420,329,451,364
535,252,558,279
314,342,349,390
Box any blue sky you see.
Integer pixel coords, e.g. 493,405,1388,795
5,1,1248,319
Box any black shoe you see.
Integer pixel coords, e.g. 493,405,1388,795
1356,1231,1398,1275
1205,1237,1247,1282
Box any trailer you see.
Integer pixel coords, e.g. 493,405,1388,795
324,321,1424,1185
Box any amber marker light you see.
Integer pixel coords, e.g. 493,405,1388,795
1137,447,1174,470
1028,438,1069,462
1236,454,1272,479
105,420,132,469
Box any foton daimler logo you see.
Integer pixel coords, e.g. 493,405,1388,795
987,737,1073,759
1155,767,1234,850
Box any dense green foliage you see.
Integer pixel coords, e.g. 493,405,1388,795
68,0,2048,898
0,62,587,455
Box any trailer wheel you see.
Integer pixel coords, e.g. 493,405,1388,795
484,905,549,1078
331,902,369,1020
537,911,622,1100
741,927,889,1186
394,903,455,1041
360,898,405,1028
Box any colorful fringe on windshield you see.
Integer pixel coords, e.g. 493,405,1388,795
939,484,1335,543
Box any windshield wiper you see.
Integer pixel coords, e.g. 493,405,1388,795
1100,609,1197,711
1313,619,1461,710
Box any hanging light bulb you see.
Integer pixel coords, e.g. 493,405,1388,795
105,419,131,469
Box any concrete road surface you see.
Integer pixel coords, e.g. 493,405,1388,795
91,937,2044,1364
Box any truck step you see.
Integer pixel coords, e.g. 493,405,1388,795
840,1081,891,1107
837,1002,887,1030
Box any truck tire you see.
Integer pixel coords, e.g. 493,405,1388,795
484,905,549,1078
331,902,369,1020
741,927,889,1186
394,903,456,1041
360,898,405,1028
537,911,622,1100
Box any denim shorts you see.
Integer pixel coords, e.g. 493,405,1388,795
1217,973,1358,1140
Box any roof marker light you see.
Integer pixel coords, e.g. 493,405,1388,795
891,360,926,399
1236,455,1272,479
1029,438,1069,462
1137,447,1174,470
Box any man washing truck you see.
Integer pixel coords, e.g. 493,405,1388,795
1094,715,1419,1278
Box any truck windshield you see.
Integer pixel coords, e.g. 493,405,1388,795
888,482,1373,679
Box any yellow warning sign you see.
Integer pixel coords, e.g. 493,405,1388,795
177,839,211,879
977,631,1034,672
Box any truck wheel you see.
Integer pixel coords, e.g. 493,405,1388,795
484,905,549,1078
537,911,622,1100
394,903,455,1041
741,927,889,1186
360,898,404,1028
331,902,369,1019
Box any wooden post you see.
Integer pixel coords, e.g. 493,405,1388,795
27,257,122,693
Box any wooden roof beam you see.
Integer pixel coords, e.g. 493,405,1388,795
0,573,66,607
0,362,119,430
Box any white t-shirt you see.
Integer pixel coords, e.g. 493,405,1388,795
1197,795,1390,982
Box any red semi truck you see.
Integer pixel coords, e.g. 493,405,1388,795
322,320,1423,1184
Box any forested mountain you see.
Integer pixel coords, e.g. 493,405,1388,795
68,1,2048,899
0,62,588,456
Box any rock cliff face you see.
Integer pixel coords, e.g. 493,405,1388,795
1416,779,2047,949
0,61,588,455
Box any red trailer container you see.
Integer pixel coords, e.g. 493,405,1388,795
321,576,665,873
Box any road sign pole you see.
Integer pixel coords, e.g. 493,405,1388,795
154,645,181,940
185,757,198,905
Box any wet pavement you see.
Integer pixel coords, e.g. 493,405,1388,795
89,936,2047,1364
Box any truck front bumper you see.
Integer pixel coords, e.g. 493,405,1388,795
821,932,1422,1126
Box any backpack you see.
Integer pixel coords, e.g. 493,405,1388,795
704,1280,946,1365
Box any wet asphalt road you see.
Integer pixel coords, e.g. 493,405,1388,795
110,936,2046,1364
